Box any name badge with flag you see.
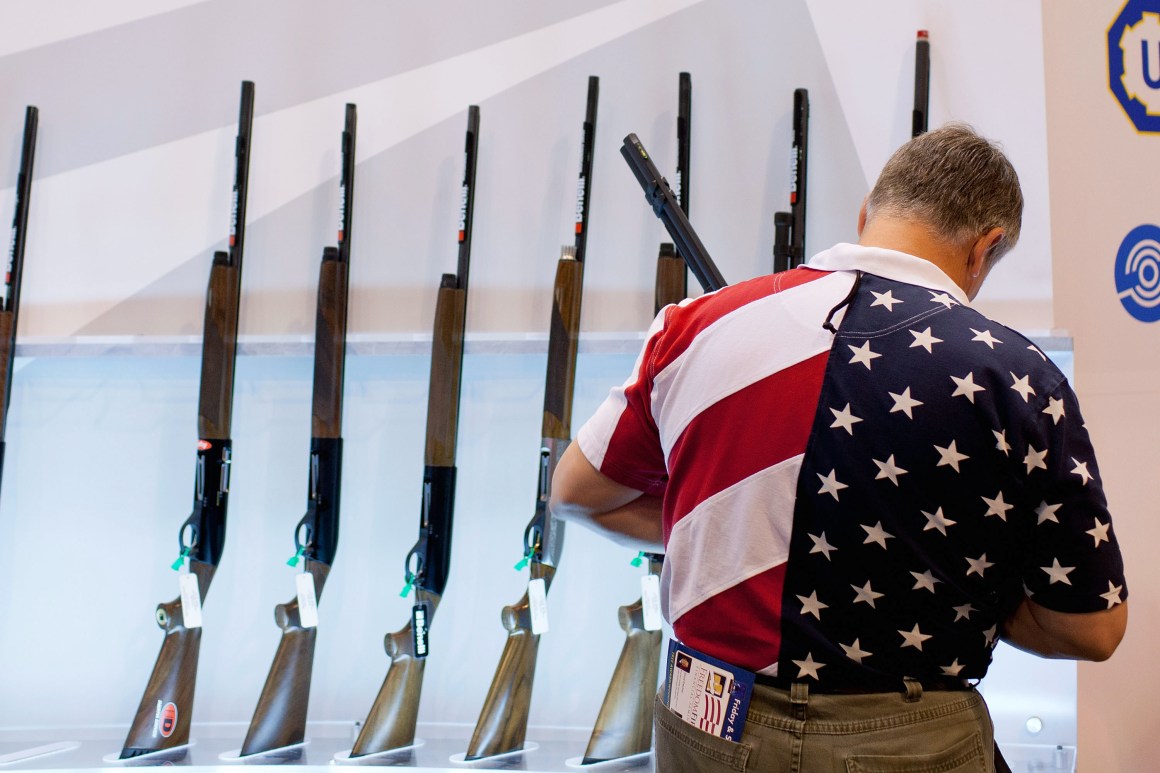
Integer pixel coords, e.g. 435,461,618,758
664,640,754,742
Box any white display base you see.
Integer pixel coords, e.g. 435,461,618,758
332,738,426,764
564,751,652,769
100,742,195,765
218,739,309,762
448,742,538,766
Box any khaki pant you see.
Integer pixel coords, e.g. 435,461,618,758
654,681,994,772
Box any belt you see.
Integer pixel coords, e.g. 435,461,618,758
754,672,970,695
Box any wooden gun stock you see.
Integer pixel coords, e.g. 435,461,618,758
310,256,348,440
350,589,442,756
196,258,240,440
465,563,557,760
239,561,330,755
119,560,216,758
654,244,686,314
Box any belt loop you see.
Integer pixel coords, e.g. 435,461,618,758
903,677,922,702
790,681,809,720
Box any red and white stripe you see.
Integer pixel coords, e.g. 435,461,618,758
577,267,855,673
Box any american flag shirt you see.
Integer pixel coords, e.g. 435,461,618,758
576,243,1126,686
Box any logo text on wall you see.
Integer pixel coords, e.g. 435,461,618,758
1115,225,1160,322
1109,1,1160,132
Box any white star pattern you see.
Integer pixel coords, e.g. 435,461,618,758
899,623,933,650
889,387,924,418
792,652,825,680
1043,397,1066,424
1010,373,1036,402
797,591,828,620
984,625,998,646
940,659,966,677
1100,581,1124,609
953,603,976,622
809,532,837,561
829,403,863,435
930,291,957,309
994,429,1011,455
909,327,944,353
817,469,848,501
1036,501,1062,525
870,290,902,311
861,521,895,549
966,553,995,578
873,455,908,485
911,570,941,593
1028,344,1047,361
982,491,1014,521
1024,445,1048,474
921,507,957,536
1086,518,1110,547
848,340,882,370
1070,458,1093,485
1042,558,1076,585
840,639,873,663
934,440,969,472
851,581,885,608
970,328,1002,348
950,372,985,403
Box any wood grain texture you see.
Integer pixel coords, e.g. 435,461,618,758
542,258,583,442
583,555,664,763
0,312,13,439
350,588,442,756
310,259,348,440
424,285,466,467
119,560,217,758
239,560,330,756
654,252,687,315
197,261,239,440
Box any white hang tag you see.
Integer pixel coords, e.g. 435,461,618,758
296,572,319,629
528,578,549,635
179,573,203,629
641,574,663,632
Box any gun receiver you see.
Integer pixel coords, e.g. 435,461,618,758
241,104,356,756
913,30,930,138
773,88,809,272
120,80,254,759
465,76,596,761
0,106,37,487
350,105,479,757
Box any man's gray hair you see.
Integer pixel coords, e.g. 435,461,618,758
866,123,1023,264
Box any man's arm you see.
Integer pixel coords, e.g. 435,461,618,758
550,443,663,553
1002,597,1127,662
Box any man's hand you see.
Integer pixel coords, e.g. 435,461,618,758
550,443,663,553
1002,596,1127,662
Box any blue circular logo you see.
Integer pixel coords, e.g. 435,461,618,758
1115,224,1160,321
1108,0,1160,132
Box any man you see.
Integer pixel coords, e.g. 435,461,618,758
551,124,1127,772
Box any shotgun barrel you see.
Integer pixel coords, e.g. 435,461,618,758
350,104,479,757
240,103,356,757
465,76,596,761
773,88,809,272
0,106,37,488
913,30,930,138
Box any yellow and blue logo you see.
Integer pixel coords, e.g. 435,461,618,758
1109,1,1160,131
1115,225,1160,322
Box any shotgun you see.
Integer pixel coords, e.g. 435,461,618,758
239,103,357,756
773,88,809,272
465,75,597,761
120,80,254,759
913,30,930,138
584,74,694,764
349,104,479,757
0,106,37,491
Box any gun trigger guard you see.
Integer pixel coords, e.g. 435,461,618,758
405,540,426,582
178,516,198,552
293,516,313,554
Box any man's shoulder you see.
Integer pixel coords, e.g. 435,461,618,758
854,273,1066,383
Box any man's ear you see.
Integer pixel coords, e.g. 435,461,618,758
969,227,1005,278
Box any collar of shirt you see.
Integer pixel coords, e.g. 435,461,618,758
806,243,971,307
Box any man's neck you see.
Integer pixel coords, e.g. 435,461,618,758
858,217,970,294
